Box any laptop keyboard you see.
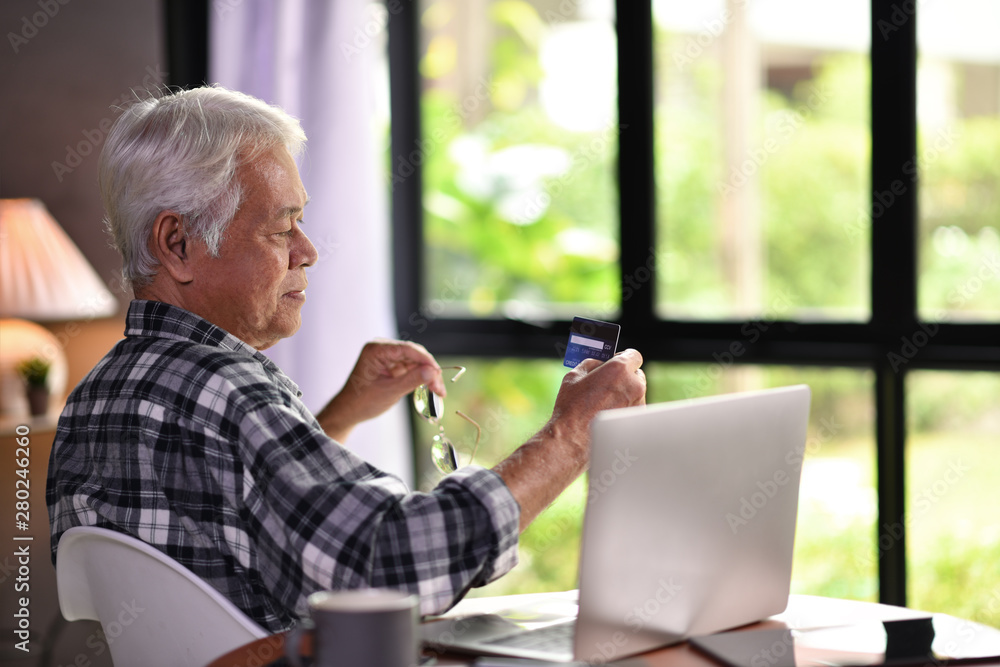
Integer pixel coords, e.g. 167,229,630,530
484,621,576,654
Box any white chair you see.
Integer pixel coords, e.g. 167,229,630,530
56,526,268,666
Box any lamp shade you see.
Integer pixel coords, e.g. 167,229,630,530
0,198,117,321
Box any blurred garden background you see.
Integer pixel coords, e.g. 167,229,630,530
400,0,1000,627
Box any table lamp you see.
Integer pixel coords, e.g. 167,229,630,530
0,198,117,418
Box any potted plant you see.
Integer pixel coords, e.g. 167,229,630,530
16,356,51,416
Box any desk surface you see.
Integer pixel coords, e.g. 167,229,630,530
206,594,1000,667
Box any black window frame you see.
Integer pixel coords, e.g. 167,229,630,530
387,0,1000,608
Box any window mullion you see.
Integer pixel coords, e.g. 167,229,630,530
616,0,656,329
870,0,918,607
388,0,425,338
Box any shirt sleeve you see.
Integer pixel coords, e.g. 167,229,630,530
234,402,521,618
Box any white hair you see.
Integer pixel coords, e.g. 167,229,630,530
99,85,307,289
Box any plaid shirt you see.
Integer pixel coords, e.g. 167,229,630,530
47,300,520,632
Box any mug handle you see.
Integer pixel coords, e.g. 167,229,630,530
283,618,314,667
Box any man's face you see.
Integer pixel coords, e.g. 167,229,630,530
187,146,318,350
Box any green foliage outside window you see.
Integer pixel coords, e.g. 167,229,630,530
655,48,871,319
421,2,619,318
918,115,1000,319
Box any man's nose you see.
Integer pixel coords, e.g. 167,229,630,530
293,228,319,268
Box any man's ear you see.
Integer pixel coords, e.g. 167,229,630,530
150,210,194,284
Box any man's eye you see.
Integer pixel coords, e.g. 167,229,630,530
275,218,303,237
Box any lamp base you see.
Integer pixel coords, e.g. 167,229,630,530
0,318,68,419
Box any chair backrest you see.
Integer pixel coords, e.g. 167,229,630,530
56,526,268,666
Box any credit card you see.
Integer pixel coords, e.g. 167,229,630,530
563,317,620,368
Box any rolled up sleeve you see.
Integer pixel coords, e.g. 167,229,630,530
237,403,521,619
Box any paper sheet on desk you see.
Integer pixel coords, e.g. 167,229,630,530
432,591,580,622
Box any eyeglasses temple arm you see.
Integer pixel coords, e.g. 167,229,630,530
454,409,481,463
443,366,467,382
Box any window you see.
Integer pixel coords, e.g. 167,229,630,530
168,0,1000,621
654,1,870,321
915,1,1000,322
906,370,1000,627
648,365,879,601
414,0,619,320
389,0,1000,621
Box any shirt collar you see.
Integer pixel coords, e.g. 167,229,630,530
125,299,303,397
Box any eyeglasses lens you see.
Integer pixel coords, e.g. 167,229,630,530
430,433,459,474
413,385,443,423
413,367,477,475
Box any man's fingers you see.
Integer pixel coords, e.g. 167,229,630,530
630,368,647,406
365,339,438,367
613,348,644,371
572,358,604,374
360,339,446,395
418,365,447,396
601,350,646,406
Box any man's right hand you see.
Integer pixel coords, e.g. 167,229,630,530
317,339,447,443
548,348,646,460
493,348,646,531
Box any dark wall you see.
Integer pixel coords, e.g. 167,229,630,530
0,0,165,307
1,4,162,663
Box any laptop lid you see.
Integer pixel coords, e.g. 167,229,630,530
573,384,812,662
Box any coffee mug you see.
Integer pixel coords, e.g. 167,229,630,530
285,589,419,667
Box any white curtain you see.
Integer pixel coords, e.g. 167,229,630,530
210,0,413,483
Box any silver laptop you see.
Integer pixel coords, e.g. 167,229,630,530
421,385,812,663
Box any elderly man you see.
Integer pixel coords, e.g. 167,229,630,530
47,86,646,632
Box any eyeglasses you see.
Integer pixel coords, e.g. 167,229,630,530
412,366,481,474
